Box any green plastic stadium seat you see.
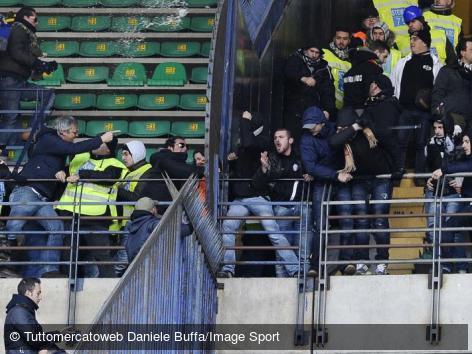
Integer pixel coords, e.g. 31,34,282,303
148,62,187,86
7,149,26,162
160,41,200,57
137,94,179,110
148,16,190,32
35,63,65,86
200,41,211,57
54,94,96,110
171,121,204,137
178,94,207,110
190,67,208,83
37,16,71,32
96,94,137,110
111,16,150,32
128,120,170,137
0,0,20,5
67,66,109,83
118,41,159,57
71,16,111,32
101,0,137,6
85,120,128,136
62,0,99,7
23,0,61,6
79,41,117,57
184,0,217,7
40,41,79,57
189,16,215,32
20,101,38,110
77,119,86,136
146,147,157,162
107,63,147,86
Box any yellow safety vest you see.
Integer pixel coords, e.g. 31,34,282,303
373,0,418,37
382,48,402,78
323,49,351,110
56,153,128,218
396,29,447,63
423,11,462,48
119,163,152,225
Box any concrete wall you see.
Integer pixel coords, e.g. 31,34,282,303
0,278,118,353
217,275,472,352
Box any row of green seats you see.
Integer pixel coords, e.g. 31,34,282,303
38,15,214,32
53,93,207,110
40,40,211,57
0,0,216,7
82,119,204,137
36,62,208,86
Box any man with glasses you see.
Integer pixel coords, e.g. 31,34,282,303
0,7,58,148
5,116,114,278
148,136,204,214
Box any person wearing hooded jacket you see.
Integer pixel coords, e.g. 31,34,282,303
299,106,352,274
283,44,335,141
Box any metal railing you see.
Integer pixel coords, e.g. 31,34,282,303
219,173,472,348
74,175,222,352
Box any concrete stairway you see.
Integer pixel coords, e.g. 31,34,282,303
388,178,425,275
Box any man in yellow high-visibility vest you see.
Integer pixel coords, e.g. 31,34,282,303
323,28,351,110
373,0,418,38
56,135,128,278
424,0,462,48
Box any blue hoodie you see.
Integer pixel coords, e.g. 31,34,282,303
299,106,340,181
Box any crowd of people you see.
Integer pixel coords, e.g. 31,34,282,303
220,0,472,278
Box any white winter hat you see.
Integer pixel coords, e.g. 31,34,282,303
124,140,146,164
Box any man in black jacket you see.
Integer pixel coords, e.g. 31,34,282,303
7,117,113,278
329,77,398,275
4,278,64,353
283,44,335,141
219,111,300,278
343,47,383,112
432,36,472,135
148,136,204,214
0,7,58,147
253,128,313,277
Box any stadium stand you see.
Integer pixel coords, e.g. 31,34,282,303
0,1,212,160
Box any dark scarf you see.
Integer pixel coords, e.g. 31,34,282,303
328,41,349,61
296,48,321,74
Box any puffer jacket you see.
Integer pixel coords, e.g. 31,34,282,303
0,20,42,80
125,210,160,262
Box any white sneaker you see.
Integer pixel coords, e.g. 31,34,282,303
375,263,388,275
355,264,371,275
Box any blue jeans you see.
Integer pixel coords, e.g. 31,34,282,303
351,179,392,261
22,222,47,278
441,200,469,272
274,204,313,276
7,186,64,276
397,109,432,173
0,75,55,146
222,196,300,276
336,184,356,262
